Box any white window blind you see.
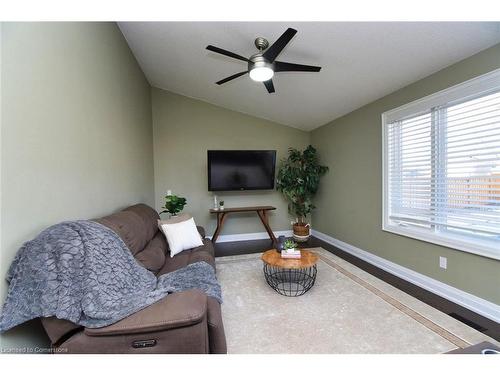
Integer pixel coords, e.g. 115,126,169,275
383,70,500,260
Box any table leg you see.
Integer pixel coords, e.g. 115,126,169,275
211,212,227,243
257,210,277,243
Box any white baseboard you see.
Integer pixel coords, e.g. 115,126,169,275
207,230,293,243
311,229,500,324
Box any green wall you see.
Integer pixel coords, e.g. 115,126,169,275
152,88,310,237
311,43,500,304
0,22,155,349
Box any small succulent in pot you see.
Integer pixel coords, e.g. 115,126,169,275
219,200,225,210
160,193,187,217
283,239,298,252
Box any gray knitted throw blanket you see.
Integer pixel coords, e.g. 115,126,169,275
0,220,222,332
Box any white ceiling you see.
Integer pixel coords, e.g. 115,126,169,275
118,22,500,131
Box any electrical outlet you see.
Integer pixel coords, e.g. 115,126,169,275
439,256,447,270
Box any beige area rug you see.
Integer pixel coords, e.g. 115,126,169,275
216,248,498,354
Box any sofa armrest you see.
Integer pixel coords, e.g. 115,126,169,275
207,297,227,354
197,226,206,238
84,290,207,337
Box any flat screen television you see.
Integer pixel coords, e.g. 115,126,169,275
207,150,276,191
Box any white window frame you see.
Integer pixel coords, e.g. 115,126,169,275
382,68,500,261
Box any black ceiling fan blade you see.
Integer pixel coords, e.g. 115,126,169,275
216,71,248,85
262,28,297,63
274,61,322,72
263,79,275,93
206,45,249,62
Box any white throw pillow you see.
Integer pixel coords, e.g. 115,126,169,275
159,217,204,257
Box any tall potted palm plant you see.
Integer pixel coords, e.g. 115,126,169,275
276,145,328,241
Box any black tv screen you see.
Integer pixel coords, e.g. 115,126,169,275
208,150,276,191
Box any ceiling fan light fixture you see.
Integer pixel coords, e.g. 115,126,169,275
249,66,274,82
207,28,321,93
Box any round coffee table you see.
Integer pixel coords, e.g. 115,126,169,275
261,249,318,297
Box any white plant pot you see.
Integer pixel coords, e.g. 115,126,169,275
293,233,310,242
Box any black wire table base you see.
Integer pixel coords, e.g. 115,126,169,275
263,264,317,297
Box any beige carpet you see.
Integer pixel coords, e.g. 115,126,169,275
216,248,497,354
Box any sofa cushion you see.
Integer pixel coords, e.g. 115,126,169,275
95,211,149,255
41,317,82,344
135,231,168,272
157,251,190,276
124,204,160,241
84,290,207,336
197,238,215,257
94,204,160,256
156,239,215,276
189,245,216,269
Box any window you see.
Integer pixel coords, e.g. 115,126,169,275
383,69,500,260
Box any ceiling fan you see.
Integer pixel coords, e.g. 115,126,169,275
206,28,321,94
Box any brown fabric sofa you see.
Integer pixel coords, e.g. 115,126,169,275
40,204,226,354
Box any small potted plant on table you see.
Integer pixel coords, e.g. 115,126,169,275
280,239,300,258
276,145,328,242
283,239,298,253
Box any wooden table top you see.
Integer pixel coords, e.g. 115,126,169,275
261,249,319,269
209,205,276,213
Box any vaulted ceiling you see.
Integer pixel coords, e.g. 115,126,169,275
118,22,500,131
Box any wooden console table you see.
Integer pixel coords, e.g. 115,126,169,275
209,206,277,243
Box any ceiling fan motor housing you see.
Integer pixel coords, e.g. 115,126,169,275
248,53,272,71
